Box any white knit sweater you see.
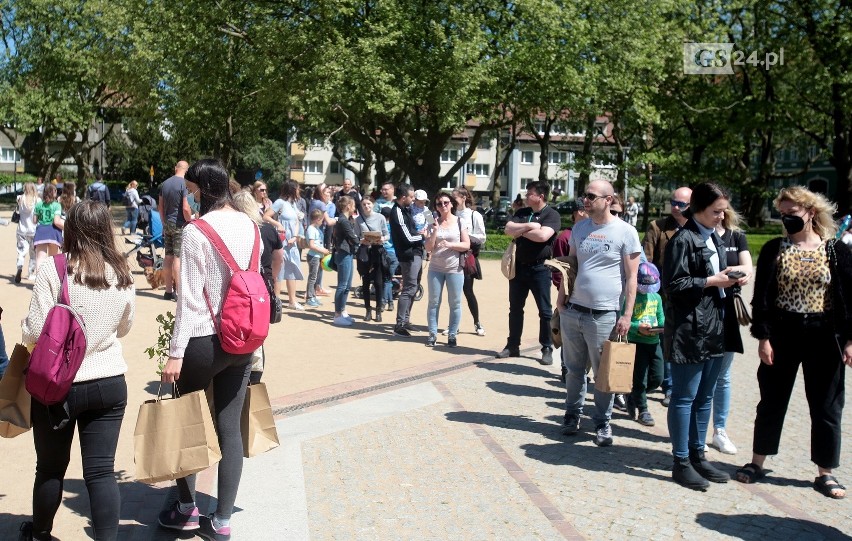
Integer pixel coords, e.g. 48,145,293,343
22,258,136,382
169,209,263,358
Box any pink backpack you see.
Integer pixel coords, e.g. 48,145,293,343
193,220,270,354
26,254,88,405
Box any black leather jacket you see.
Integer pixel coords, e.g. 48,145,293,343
662,218,727,364
751,237,852,343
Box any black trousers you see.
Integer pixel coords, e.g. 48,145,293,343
31,375,127,541
507,262,552,349
753,318,846,468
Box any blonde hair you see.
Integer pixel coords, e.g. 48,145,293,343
774,186,837,240
21,182,38,210
721,206,743,232
231,190,262,224
126,180,138,190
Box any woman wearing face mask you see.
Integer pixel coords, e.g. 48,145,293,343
663,182,744,491
736,186,852,500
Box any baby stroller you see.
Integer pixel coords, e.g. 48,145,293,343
124,208,164,273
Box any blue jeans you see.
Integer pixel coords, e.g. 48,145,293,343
561,306,617,427
334,251,354,313
507,263,553,348
427,270,464,337
0,322,8,378
712,351,735,429
667,356,724,458
122,207,139,233
383,250,399,305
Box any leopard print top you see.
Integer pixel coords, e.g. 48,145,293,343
776,238,832,313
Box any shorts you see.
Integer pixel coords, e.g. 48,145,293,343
164,222,184,256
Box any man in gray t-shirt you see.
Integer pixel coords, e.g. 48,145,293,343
558,180,641,447
158,160,193,301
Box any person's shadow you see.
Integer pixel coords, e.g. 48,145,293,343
695,512,851,540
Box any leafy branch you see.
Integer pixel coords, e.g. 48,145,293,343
144,312,174,376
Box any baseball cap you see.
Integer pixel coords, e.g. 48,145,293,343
414,189,429,201
637,262,661,294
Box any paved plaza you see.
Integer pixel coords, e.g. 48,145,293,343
0,213,850,540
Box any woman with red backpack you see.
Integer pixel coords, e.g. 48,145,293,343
20,200,136,541
159,158,263,540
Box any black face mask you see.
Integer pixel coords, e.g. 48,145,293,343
781,214,807,235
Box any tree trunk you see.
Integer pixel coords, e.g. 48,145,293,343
576,113,596,196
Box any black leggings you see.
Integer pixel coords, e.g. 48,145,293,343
31,375,127,541
176,335,251,519
462,273,480,324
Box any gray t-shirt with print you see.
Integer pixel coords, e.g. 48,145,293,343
568,217,642,311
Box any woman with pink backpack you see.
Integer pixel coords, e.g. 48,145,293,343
158,158,264,541
20,200,136,541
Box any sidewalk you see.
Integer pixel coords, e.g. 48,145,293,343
0,213,850,540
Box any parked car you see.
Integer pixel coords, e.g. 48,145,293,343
482,196,512,227
554,200,579,215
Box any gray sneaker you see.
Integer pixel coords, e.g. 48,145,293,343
594,423,613,447
562,413,581,435
539,346,553,366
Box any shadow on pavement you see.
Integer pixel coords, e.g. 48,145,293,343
695,512,852,540
475,360,555,378
485,380,564,400
444,409,673,481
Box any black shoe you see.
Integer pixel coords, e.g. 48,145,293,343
539,346,553,365
14,267,22,284
374,311,382,323
673,456,710,491
562,413,581,435
364,309,372,322
613,394,627,412
447,335,457,348
404,322,415,332
559,364,567,383
426,334,437,346
496,347,520,359
662,392,671,407
689,449,730,483
393,325,411,337
163,291,175,301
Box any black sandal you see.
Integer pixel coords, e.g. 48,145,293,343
814,475,846,499
735,463,766,484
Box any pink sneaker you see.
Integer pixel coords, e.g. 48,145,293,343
198,514,231,541
157,502,200,530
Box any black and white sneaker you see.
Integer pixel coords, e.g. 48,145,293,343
594,423,613,447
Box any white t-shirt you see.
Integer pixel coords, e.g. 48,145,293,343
568,217,642,311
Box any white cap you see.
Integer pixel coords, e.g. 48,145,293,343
414,189,429,201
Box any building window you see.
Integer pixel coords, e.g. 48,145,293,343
329,161,344,174
304,160,323,173
521,151,534,164
441,149,459,162
466,163,490,176
521,177,534,187
0,147,20,163
477,138,491,149
549,151,569,164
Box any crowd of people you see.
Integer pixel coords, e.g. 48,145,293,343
5,162,852,540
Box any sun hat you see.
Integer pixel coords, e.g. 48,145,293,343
637,261,661,294
414,189,429,201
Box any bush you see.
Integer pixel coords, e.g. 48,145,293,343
0,172,37,186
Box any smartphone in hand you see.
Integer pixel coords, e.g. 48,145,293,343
727,270,746,280
647,326,664,334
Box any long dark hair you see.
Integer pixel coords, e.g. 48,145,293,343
63,200,133,289
186,158,232,216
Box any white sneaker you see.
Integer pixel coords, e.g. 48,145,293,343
341,311,354,321
440,329,448,336
289,302,305,311
475,323,486,336
712,428,737,454
333,315,353,326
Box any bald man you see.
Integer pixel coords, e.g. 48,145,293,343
158,160,193,301
643,185,692,405
558,180,641,447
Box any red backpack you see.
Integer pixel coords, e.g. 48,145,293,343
26,254,88,405
193,220,270,354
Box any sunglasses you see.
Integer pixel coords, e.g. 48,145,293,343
610,210,622,216
670,200,689,209
583,192,609,202
437,200,452,207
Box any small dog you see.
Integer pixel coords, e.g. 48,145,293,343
143,267,165,290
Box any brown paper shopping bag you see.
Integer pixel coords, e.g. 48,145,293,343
0,344,32,438
241,382,279,458
595,337,636,394
134,388,222,484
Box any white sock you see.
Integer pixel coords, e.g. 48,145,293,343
213,514,230,529
178,501,196,514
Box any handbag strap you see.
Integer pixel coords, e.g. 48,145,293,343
52,253,71,305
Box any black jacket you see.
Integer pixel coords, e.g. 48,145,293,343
333,215,361,255
662,218,727,364
389,202,423,262
751,237,852,342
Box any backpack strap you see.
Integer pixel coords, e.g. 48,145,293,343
192,218,261,273
53,253,71,305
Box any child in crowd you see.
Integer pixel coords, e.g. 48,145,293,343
306,209,330,307
623,261,665,427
